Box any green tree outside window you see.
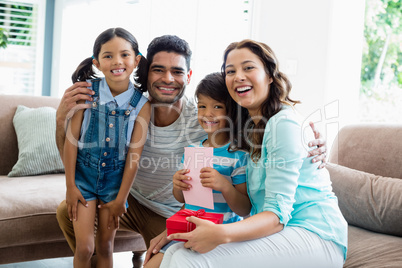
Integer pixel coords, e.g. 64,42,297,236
360,0,402,122
0,27,8,49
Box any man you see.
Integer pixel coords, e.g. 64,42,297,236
55,35,327,266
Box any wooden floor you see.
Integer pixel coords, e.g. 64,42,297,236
0,251,139,268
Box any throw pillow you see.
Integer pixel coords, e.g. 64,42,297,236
327,164,402,237
8,105,65,177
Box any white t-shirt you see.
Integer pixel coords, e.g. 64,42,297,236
130,96,206,218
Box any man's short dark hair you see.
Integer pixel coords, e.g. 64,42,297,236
146,35,192,71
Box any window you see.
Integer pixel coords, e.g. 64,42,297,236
0,0,45,95
359,0,402,123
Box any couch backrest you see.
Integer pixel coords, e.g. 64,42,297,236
0,95,60,175
329,124,402,179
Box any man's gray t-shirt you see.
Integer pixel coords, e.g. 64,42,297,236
130,96,206,218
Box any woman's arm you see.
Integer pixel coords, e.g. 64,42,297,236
100,101,151,229
258,114,306,225
168,211,283,253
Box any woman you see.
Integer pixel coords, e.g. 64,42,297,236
161,40,347,267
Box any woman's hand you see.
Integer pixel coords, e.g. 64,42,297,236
167,216,225,254
66,185,87,222
199,167,231,192
307,122,327,169
98,200,126,229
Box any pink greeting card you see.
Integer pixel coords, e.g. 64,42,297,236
182,147,214,209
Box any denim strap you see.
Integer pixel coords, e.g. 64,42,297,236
129,88,143,108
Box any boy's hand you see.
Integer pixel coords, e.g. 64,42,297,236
98,200,126,229
199,167,230,192
173,169,192,191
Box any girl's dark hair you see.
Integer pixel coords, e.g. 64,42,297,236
221,39,300,161
71,27,148,92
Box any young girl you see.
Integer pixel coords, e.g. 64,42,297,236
144,72,251,268
64,27,151,268
161,40,347,267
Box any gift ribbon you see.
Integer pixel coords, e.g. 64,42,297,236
177,209,206,217
177,209,206,231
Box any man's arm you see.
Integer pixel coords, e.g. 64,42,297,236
307,122,327,169
56,81,94,161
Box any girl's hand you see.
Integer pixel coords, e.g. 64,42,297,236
199,167,231,192
167,216,225,253
173,169,191,191
98,200,126,229
66,185,87,221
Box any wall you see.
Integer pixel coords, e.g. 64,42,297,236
251,0,365,151
50,0,250,98
50,0,366,151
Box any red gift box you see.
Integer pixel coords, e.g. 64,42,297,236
166,209,224,241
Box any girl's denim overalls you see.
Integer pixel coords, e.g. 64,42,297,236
75,78,143,206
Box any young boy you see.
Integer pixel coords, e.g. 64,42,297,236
144,72,251,268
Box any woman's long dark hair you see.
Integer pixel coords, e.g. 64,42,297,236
71,27,148,92
221,39,300,161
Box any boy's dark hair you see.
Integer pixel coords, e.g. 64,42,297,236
195,72,246,152
194,72,233,113
146,35,192,71
71,27,148,92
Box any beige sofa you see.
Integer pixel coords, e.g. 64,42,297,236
327,124,402,267
2,95,401,267
0,95,146,266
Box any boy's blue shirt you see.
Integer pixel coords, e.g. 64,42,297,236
181,140,248,223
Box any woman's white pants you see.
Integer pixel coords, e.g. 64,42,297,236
160,227,344,268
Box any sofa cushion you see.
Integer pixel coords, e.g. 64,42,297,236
8,105,64,177
0,174,145,251
0,174,66,248
327,164,402,236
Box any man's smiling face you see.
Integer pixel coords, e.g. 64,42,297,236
147,51,191,104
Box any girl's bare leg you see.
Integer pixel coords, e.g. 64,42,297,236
73,200,97,268
144,252,164,268
96,201,117,268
